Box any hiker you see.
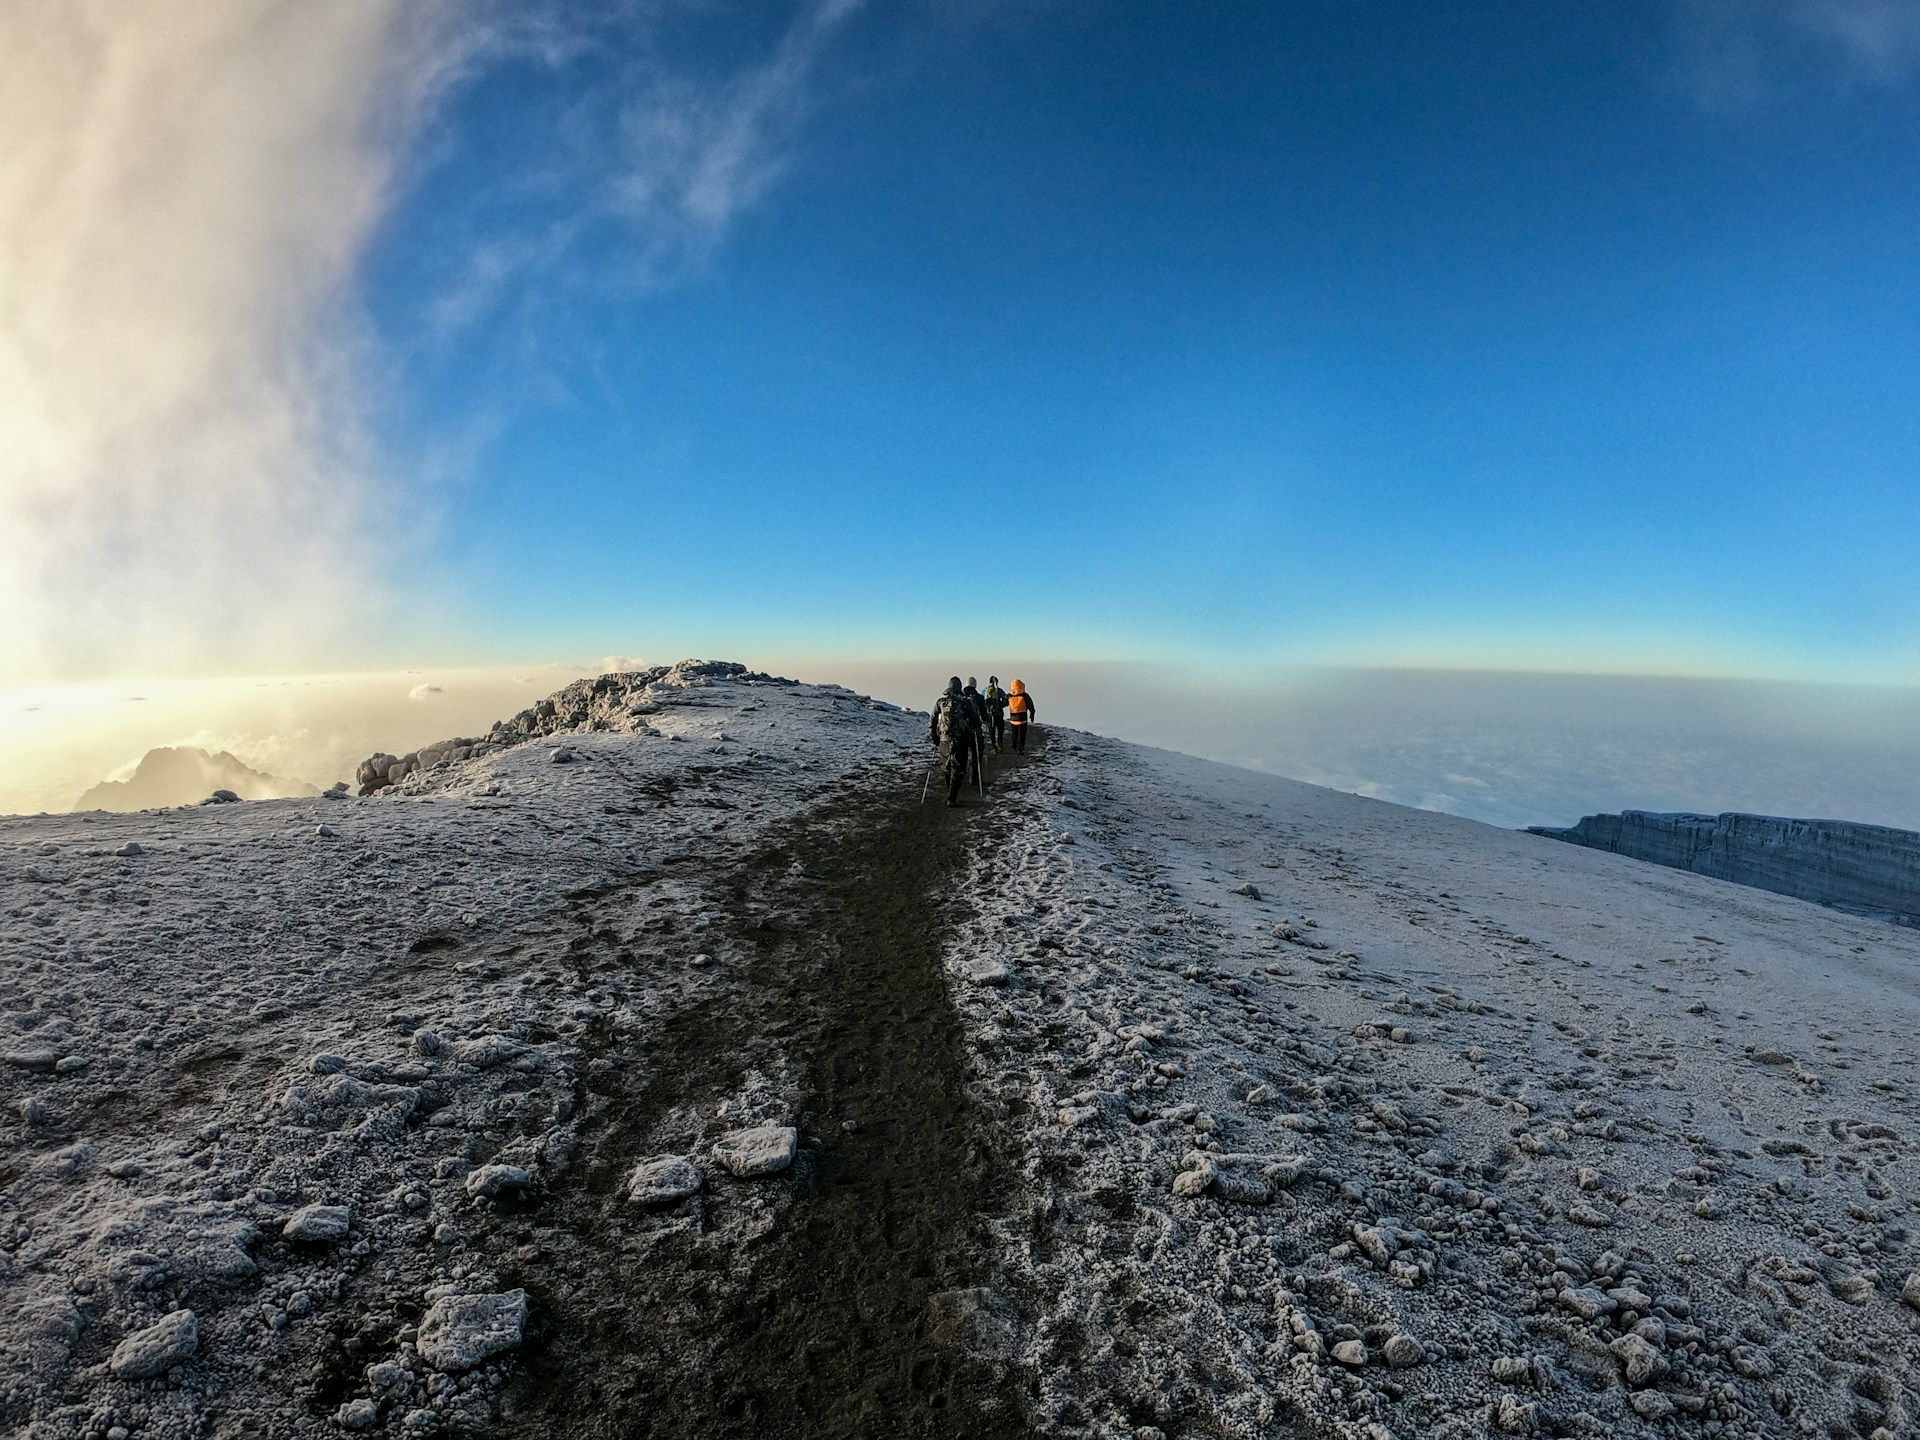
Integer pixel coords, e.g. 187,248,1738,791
1007,678,1037,753
929,676,982,806
961,678,990,784
983,676,1009,751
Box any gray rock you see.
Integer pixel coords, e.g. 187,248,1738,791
115,842,144,857
626,1156,703,1206
952,958,1009,986
452,1034,524,1070
206,789,241,804
309,1053,350,1075
1558,1285,1617,1320
1629,1391,1676,1421
1609,1332,1665,1386
110,1309,198,1379
549,748,575,764
284,1204,352,1242
1331,1338,1367,1366
1495,1394,1538,1434
1230,883,1263,899
1490,1356,1531,1383
1903,1271,1920,1310
465,1164,534,1202
713,1125,798,1177
336,1398,380,1430
2,1049,60,1073
417,1290,528,1372
366,1361,411,1394
1383,1334,1425,1369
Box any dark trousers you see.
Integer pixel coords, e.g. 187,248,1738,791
1010,722,1029,753
990,714,1005,747
943,739,972,803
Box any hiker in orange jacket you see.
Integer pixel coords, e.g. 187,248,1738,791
1006,679,1037,753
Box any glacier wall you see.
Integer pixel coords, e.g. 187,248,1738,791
1527,811,1920,923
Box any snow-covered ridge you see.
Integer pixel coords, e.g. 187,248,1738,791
1530,810,1920,925
0,666,929,1438
352,659,838,794
6,669,1920,1440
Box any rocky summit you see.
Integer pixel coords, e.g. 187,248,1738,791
3,662,1919,1440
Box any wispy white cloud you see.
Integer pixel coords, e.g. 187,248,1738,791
615,0,867,250
0,2,873,686
426,0,870,336
0,0,484,681
1671,0,1920,106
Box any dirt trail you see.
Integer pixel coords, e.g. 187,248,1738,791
496,737,1045,1439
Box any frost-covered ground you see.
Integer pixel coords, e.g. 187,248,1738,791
4,664,1920,1440
955,738,1920,1439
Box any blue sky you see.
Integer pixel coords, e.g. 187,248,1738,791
7,0,1918,683
361,0,1919,677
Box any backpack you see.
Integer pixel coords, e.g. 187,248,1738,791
1008,691,1031,720
936,694,975,743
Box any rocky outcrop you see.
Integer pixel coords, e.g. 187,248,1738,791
354,660,783,794
1528,810,1920,922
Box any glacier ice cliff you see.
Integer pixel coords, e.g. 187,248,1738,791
1528,810,1920,923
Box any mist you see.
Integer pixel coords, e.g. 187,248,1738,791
817,663,1920,833
0,0,463,681
9,658,1920,831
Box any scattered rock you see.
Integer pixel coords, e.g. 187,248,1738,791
1630,1391,1676,1421
283,1204,352,1243
952,958,1010,986
2,1049,60,1073
1490,1356,1532,1383
1331,1338,1367,1366
462,1164,533,1204
713,1125,798,1177
1902,1272,1920,1311
110,1309,199,1379
626,1156,703,1206
336,1398,380,1431
115,842,145,857
1495,1393,1538,1434
452,1034,524,1070
549,748,575,765
1230,883,1263,900
1383,1334,1425,1368
1609,1332,1665,1386
416,1291,529,1372
1558,1286,1616,1320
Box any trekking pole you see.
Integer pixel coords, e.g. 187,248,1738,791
921,762,933,806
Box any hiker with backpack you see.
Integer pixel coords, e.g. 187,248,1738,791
983,676,1009,751
930,676,984,806
962,678,991,784
1007,678,1037,753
